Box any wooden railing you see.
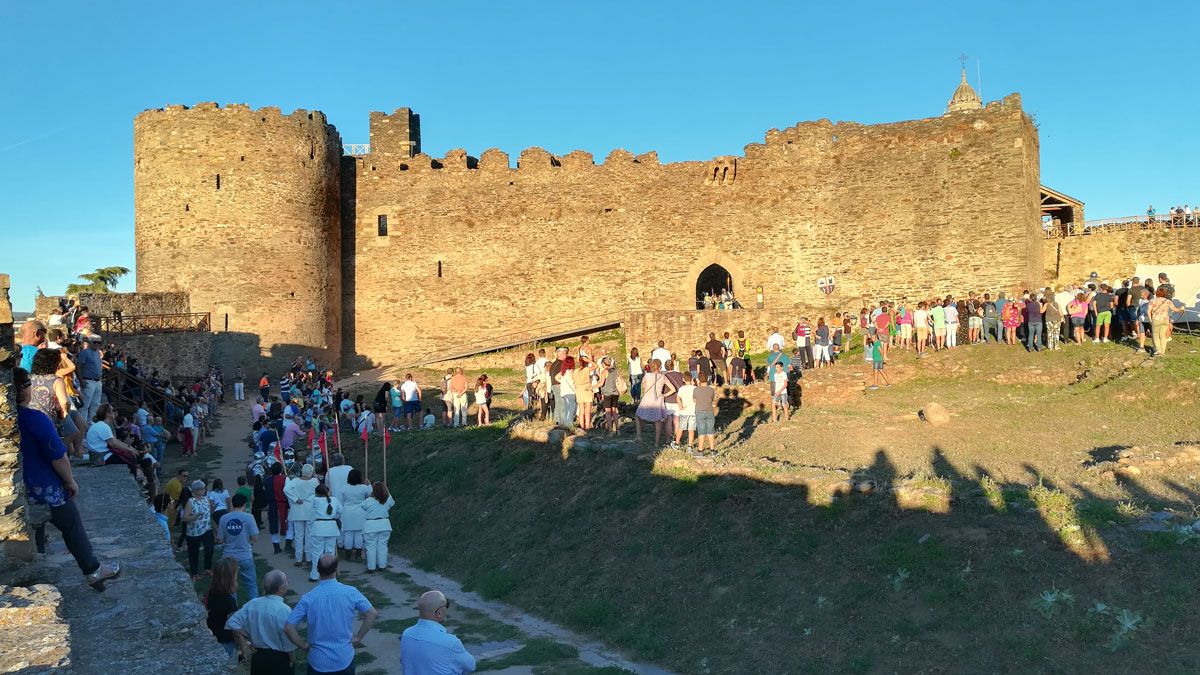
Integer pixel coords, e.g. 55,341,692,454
101,362,188,433
91,312,211,334
1044,214,1199,239
401,310,628,367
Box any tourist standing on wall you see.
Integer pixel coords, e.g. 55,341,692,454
226,569,296,673
15,367,122,591
400,590,477,675
285,555,378,675
360,481,394,573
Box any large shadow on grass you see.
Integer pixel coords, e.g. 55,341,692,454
319,418,1200,673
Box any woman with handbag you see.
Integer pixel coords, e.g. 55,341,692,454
635,358,676,446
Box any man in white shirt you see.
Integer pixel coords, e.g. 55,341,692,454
325,453,352,505
649,341,671,369
399,374,422,430
226,569,296,671
766,327,785,352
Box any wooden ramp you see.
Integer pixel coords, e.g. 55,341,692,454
400,311,625,368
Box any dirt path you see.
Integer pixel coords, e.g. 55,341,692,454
204,402,671,675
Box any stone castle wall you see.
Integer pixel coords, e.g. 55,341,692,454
133,103,343,372
346,95,1040,365
35,291,190,321
0,274,36,571
1044,228,1200,285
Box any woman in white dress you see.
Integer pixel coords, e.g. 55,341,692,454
307,483,341,581
338,469,373,561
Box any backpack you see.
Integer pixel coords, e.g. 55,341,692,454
615,374,629,395
983,302,997,319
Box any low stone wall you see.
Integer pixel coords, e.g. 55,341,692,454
43,467,227,673
36,291,190,320
106,331,214,382
623,307,843,356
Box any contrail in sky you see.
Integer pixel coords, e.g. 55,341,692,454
0,123,76,153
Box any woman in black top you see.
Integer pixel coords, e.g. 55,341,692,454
206,557,240,661
373,383,392,432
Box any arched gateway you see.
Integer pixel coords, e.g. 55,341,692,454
695,263,733,309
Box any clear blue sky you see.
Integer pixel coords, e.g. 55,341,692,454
2,1,1197,311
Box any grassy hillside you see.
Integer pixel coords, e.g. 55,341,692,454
337,336,1200,673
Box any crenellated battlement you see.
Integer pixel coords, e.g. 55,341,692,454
137,102,332,127
135,83,1043,369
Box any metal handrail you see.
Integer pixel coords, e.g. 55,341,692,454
92,312,212,334
101,362,189,433
404,309,629,366
1044,214,1199,239
343,144,370,155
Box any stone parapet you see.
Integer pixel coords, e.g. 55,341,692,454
42,466,227,673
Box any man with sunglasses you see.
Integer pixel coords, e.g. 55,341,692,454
400,590,476,674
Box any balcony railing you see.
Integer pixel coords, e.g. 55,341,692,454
91,312,212,335
1044,214,1199,239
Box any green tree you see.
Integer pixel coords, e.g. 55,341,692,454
65,266,130,295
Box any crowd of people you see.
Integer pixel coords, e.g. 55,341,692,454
1147,203,1196,227
176,355,483,672
506,271,1191,453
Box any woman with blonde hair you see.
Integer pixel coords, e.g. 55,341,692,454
205,557,240,660
574,357,596,430
1148,288,1183,357
635,359,676,446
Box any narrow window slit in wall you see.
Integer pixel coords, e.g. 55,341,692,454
377,215,388,236
215,174,221,189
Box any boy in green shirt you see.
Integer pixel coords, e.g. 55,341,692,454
868,337,891,390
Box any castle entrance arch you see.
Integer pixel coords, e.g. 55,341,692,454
696,263,733,309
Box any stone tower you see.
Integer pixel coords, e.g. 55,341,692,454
946,68,983,113
133,103,342,366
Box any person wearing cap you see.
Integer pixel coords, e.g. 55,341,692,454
15,367,122,591
284,464,318,567
182,479,216,580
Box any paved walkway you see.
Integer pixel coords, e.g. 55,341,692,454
199,401,671,675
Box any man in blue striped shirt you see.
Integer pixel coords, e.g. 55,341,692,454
285,555,377,674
